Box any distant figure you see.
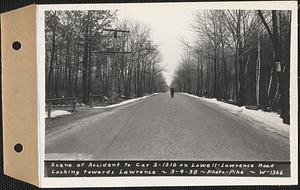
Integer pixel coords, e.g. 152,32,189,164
170,88,175,98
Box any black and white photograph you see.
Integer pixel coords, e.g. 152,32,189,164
41,2,297,184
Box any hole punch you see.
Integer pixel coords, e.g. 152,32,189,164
12,41,22,50
14,143,23,153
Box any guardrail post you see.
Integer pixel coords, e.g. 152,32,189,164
72,98,76,112
47,101,52,118
89,95,93,108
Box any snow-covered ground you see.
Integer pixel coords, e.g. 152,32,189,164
45,110,71,118
181,92,289,137
45,93,159,118
94,93,159,109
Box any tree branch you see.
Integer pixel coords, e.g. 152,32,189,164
257,10,274,42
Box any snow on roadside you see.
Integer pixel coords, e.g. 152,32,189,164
45,110,71,118
45,93,159,119
94,93,159,109
181,92,289,137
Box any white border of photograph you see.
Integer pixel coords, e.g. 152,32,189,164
37,1,298,187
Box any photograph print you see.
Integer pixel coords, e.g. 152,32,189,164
43,2,296,180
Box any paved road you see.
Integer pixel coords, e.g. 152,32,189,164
46,93,289,161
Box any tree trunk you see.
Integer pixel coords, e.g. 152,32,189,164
74,52,79,98
67,44,72,96
200,60,203,96
280,11,290,124
234,49,239,103
256,32,261,108
82,11,91,104
47,27,56,98
197,56,200,96
237,10,245,106
87,43,92,98
136,55,141,97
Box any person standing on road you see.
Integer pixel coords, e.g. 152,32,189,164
170,88,175,98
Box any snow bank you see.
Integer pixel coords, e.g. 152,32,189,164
181,92,289,137
45,93,160,119
45,110,71,118
94,93,159,109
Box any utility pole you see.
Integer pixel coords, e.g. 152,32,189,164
95,28,131,100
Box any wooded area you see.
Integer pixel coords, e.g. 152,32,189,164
45,10,168,105
171,10,291,124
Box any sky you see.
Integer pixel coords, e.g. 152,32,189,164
117,4,195,86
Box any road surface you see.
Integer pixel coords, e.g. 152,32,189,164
46,93,289,161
